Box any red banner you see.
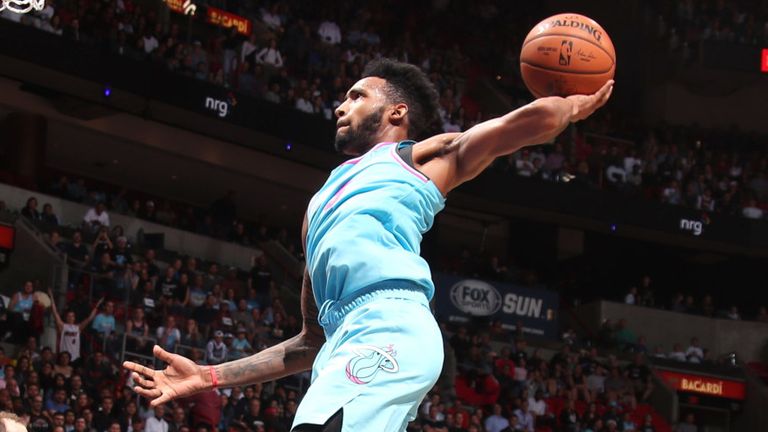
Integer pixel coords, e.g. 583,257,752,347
761,48,767,73
164,0,197,16
657,370,745,400
165,0,185,14
206,6,251,36
0,225,15,250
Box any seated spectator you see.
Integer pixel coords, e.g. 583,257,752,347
625,286,638,305
7,280,36,343
206,330,227,364
156,315,182,352
21,196,42,222
193,294,219,333
229,327,255,360
674,413,698,432
757,306,768,323
41,203,60,226
125,307,150,355
83,202,110,231
742,198,764,219
726,306,741,320
318,18,342,45
64,230,90,270
91,301,117,350
91,252,116,299
46,388,70,414
668,343,687,362
180,318,205,349
685,337,704,363
484,403,508,432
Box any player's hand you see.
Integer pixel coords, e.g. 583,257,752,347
566,80,614,122
123,345,208,406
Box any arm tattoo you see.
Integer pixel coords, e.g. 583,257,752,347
216,270,324,388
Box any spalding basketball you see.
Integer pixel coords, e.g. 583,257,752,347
520,13,616,98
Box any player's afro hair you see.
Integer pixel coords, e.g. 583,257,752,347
362,58,440,140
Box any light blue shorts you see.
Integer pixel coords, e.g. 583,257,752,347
292,284,444,432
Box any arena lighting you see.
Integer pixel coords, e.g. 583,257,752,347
103,86,112,97
285,142,293,151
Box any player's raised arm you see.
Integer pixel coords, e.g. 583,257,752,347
419,80,613,195
124,216,324,407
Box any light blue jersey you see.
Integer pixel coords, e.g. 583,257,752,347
297,141,446,431
305,141,445,314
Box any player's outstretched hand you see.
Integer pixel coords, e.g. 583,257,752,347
123,345,208,407
566,80,614,122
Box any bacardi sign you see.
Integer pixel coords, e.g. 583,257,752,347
657,370,745,400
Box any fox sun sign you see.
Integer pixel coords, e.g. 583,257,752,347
435,273,559,338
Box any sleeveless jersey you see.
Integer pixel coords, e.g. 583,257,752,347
305,141,445,311
60,323,81,361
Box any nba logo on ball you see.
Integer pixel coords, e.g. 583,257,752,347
450,280,502,316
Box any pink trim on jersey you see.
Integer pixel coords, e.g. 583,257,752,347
390,143,429,183
324,179,353,211
340,142,394,165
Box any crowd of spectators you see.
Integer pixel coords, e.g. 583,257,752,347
652,0,768,50
1,0,482,135
31,173,304,259
410,324,677,432
4,0,768,226
621,275,768,323
0,230,305,432
500,123,768,222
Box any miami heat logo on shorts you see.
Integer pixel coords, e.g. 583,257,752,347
345,344,399,385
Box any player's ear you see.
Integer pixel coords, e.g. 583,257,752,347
389,103,408,125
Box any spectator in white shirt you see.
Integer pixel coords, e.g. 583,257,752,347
726,306,741,320
484,404,509,432
260,4,282,30
255,39,283,68
295,90,314,114
742,198,764,219
318,19,342,45
142,31,159,54
625,286,638,305
527,390,547,418
83,202,110,230
668,343,687,362
145,405,168,432
514,400,535,432
685,337,704,363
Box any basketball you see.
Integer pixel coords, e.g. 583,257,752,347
520,13,616,98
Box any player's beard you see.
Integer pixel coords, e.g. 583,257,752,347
334,107,385,155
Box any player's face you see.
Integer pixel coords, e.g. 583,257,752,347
334,77,389,156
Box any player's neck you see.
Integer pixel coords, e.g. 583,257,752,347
365,125,408,152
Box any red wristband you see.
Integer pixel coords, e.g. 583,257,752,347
209,366,218,389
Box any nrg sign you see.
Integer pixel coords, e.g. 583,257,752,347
204,93,237,118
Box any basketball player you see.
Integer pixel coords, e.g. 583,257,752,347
124,59,613,431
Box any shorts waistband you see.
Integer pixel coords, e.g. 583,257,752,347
317,280,429,336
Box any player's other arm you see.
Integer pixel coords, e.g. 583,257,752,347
124,216,324,406
213,268,323,387
420,81,613,195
